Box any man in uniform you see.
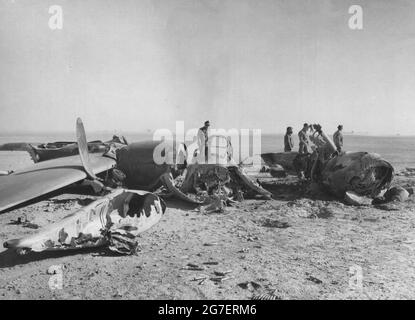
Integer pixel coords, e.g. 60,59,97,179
333,125,344,153
284,126,294,152
298,123,310,154
197,120,210,163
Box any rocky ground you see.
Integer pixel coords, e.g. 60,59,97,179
0,171,414,300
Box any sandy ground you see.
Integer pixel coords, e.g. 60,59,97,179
0,168,414,300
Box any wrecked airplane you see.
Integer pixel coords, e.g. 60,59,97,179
261,124,394,199
0,118,271,253
0,119,271,213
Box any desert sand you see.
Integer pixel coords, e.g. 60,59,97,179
0,169,414,300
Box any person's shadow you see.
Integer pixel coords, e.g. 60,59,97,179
0,246,112,269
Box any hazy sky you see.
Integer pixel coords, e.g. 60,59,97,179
1,0,415,135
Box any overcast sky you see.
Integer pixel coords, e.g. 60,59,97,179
1,0,415,135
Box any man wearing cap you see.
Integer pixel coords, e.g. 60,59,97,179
197,120,210,163
333,125,344,153
284,126,294,152
298,123,310,154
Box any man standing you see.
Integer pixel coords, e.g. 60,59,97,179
284,127,294,152
197,120,210,163
333,125,344,153
298,123,310,154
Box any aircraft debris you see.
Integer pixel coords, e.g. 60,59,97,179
213,270,233,277
203,242,219,246
320,152,393,198
117,138,272,206
4,189,166,255
0,119,272,213
238,281,261,290
191,275,209,281
251,292,281,300
344,191,373,206
396,168,415,177
306,275,323,284
182,263,205,271
8,217,40,229
0,136,127,163
372,185,410,205
210,276,233,283
261,124,394,199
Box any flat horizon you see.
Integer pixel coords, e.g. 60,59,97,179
0,130,414,138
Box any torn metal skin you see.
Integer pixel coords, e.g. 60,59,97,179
4,189,166,254
261,124,394,199
0,137,128,163
320,151,394,198
115,140,203,204
115,137,272,207
177,163,272,206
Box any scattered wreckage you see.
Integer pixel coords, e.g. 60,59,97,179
0,118,271,254
0,136,127,163
2,119,406,255
117,138,271,208
261,124,398,205
0,119,270,213
4,189,165,255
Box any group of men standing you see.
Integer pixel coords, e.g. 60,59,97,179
197,120,345,162
284,124,344,154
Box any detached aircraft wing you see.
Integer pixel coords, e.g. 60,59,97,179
0,118,119,213
0,153,116,212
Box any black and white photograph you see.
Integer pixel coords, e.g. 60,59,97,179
0,0,414,303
